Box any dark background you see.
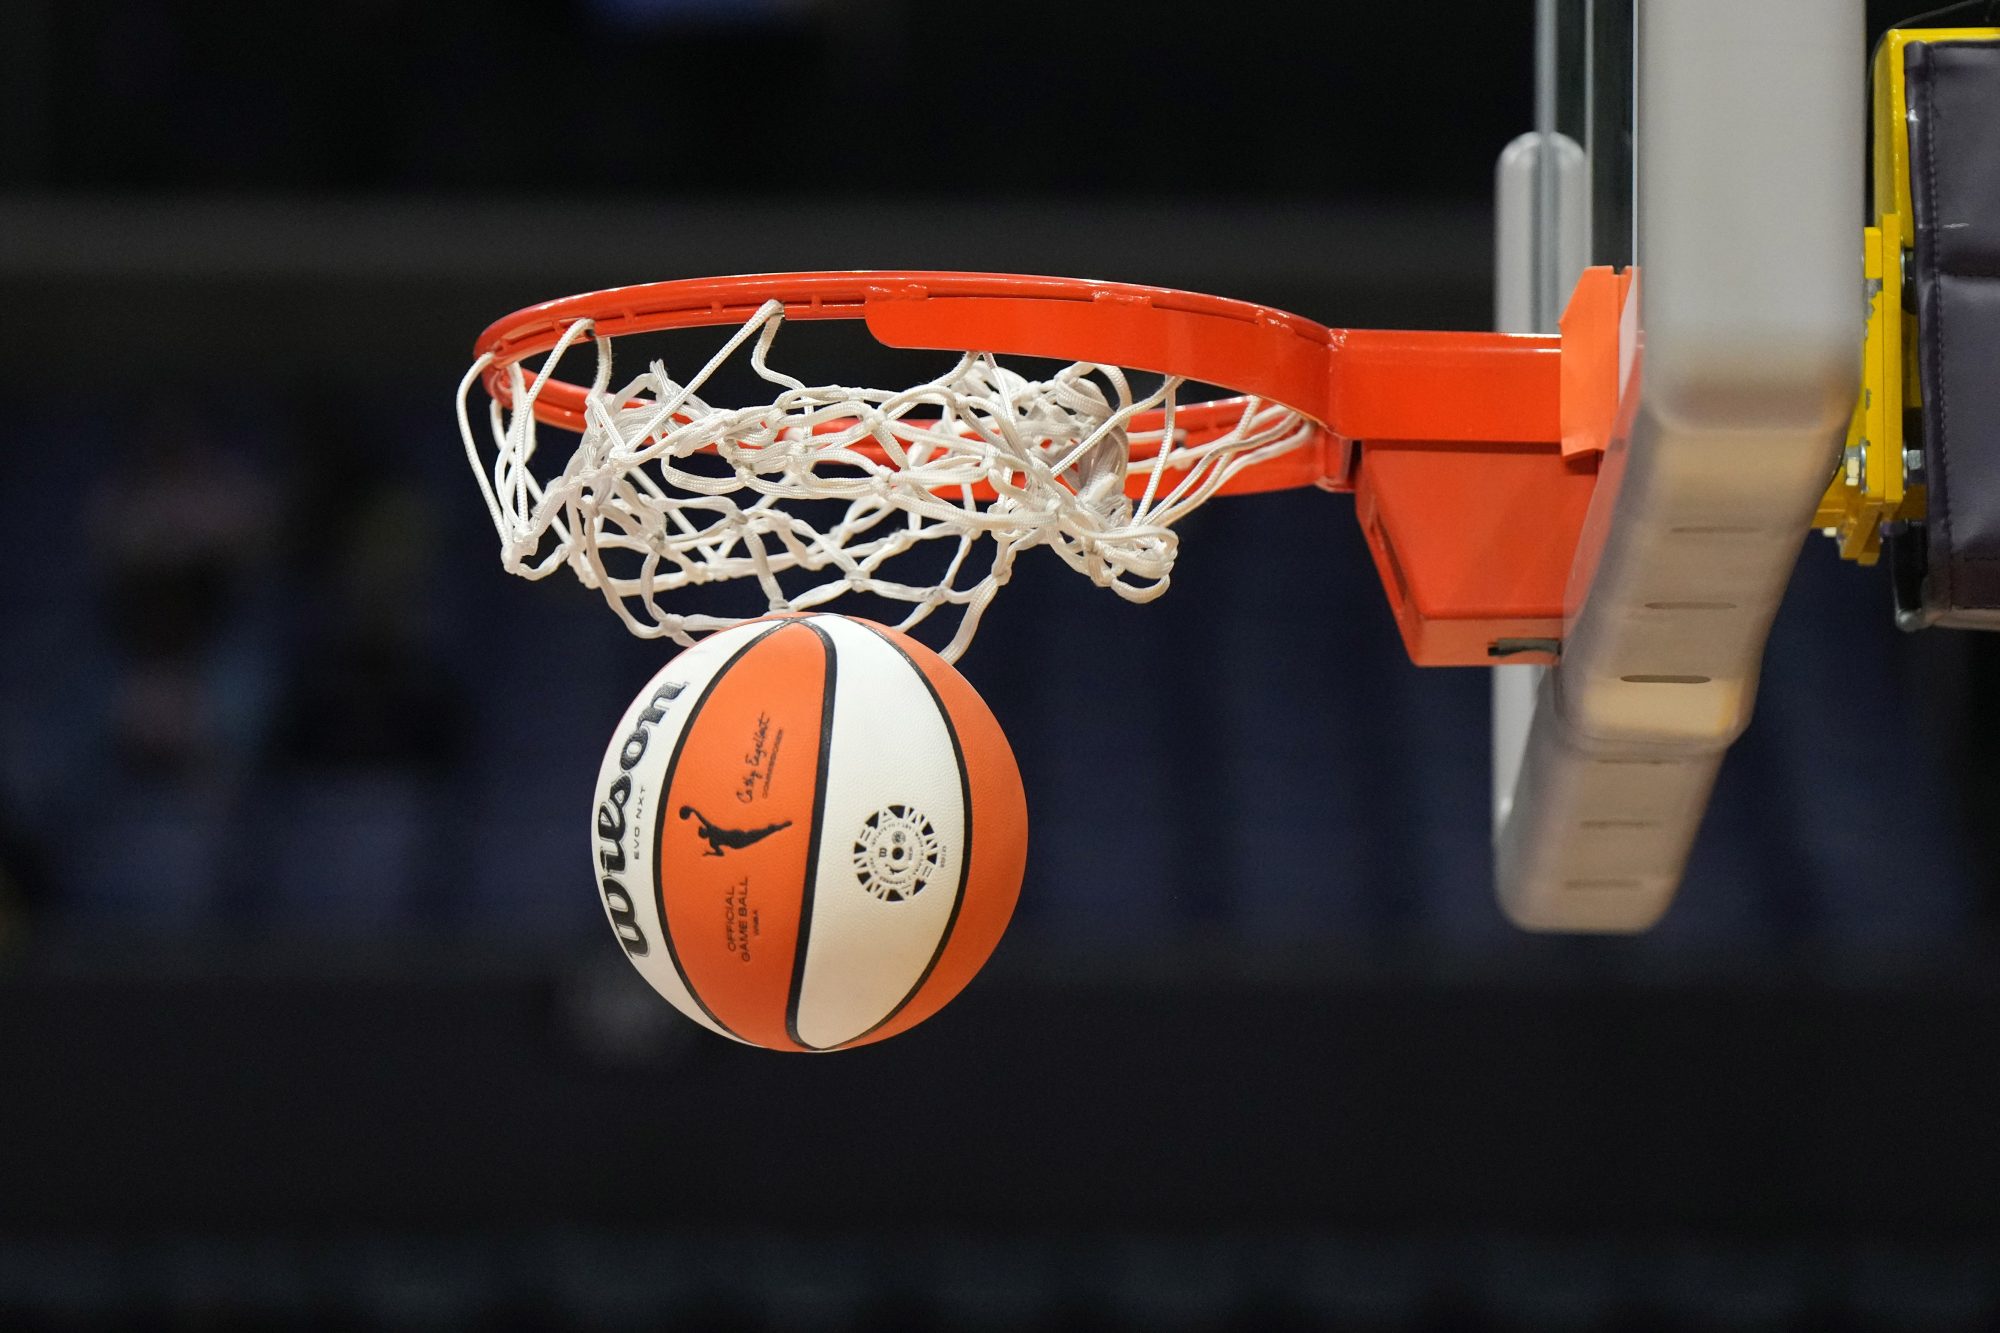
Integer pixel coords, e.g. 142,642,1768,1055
3,1,1999,1328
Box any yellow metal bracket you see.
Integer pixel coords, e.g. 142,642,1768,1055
1814,26,1998,564
1814,214,1915,563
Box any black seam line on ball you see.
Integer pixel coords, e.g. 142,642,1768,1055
653,620,790,1043
785,617,841,1051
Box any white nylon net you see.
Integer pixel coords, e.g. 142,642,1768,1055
457,299,1315,661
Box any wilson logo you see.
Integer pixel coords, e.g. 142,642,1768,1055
595,681,686,956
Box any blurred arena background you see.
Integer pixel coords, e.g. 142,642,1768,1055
2,1,1999,1328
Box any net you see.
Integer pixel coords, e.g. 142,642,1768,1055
457,298,1315,661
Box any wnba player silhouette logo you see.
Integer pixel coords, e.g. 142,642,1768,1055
679,805,793,857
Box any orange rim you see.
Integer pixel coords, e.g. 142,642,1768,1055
473,269,1568,499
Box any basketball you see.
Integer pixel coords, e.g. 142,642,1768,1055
590,613,1027,1050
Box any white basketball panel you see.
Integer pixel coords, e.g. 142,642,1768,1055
791,615,967,1050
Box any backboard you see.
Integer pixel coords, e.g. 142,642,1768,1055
1492,0,1862,929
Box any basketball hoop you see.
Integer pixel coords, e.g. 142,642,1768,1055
459,269,1625,664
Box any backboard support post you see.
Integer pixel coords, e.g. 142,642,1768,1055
1492,126,1587,829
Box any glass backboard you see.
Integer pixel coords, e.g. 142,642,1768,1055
1551,0,1634,273
1493,0,1864,931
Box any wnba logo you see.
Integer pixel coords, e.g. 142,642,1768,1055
677,805,793,857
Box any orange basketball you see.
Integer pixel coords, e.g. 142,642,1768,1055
589,614,1027,1050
